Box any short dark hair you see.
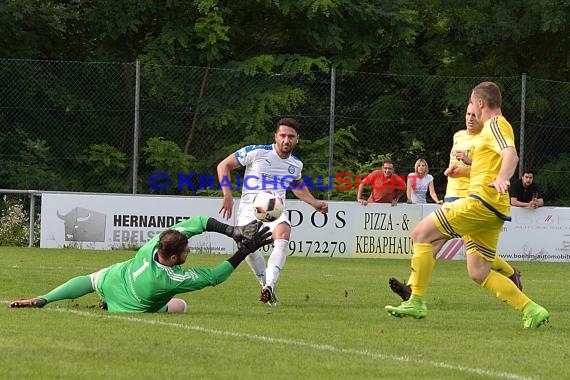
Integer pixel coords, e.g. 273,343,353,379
276,118,300,134
522,169,535,176
383,159,394,167
472,81,502,109
158,230,188,258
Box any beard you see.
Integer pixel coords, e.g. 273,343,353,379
276,142,294,155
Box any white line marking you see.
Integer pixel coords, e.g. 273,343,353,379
0,301,533,380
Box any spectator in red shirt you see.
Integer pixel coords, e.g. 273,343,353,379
356,160,406,207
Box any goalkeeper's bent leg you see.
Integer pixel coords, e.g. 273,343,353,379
40,275,94,303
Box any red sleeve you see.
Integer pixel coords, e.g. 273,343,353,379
395,174,407,187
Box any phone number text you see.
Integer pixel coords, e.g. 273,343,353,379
260,240,347,257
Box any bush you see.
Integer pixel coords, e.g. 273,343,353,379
0,196,40,247
535,153,570,205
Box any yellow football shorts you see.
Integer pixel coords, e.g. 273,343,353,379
430,197,505,261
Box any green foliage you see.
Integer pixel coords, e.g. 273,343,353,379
238,55,330,77
418,0,570,79
0,130,59,190
0,1,568,203
2,0,569,79
80,144,127,176
79,144,129,193
142,137,195,171
0,196,40,247
535,153,570,205
295,125,363,200
0,0,71,59
193,4,230,62
141,137,197,194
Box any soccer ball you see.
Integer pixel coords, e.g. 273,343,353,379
252,191,284,222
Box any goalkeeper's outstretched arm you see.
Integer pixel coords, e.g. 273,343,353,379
227,225,273,268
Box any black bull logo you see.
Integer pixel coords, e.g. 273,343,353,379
56,207,106,242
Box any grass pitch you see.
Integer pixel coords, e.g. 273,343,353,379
1,247,568,380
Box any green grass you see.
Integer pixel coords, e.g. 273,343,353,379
1,247,568,380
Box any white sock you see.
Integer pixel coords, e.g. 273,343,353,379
245,251,266,286
265,239,288,288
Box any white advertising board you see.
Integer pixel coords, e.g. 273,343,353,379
40,193,421,259
422,204,570,262
270,201,422,259
40,193,570,262
40,193,234,253
498,207,570,262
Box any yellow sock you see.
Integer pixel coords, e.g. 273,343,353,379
410,243,435,296
481,270,530,310
491,255,514,277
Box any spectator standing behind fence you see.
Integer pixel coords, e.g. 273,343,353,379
357,160,406,207
510,170,544,208
406,159,442,204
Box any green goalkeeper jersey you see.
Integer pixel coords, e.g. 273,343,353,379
95,215,234,312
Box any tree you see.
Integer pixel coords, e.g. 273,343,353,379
79,144,129,192
1,0,568,202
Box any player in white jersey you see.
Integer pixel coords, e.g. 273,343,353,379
217,118,329,305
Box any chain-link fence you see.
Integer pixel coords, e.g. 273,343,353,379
1,58,569,204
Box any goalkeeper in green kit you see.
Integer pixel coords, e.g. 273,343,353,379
9,216,272,313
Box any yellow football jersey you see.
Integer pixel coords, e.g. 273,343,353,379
445,129,476,199
468,116,516,217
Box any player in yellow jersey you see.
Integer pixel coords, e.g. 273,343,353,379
388,103,522,300
385,82,549,328
444,109,478,202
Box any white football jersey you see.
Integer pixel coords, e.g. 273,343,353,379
233,144,303,204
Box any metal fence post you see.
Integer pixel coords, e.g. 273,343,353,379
132,60,141,194
327,66,336,200
28,192,36,247
519,72,527,178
